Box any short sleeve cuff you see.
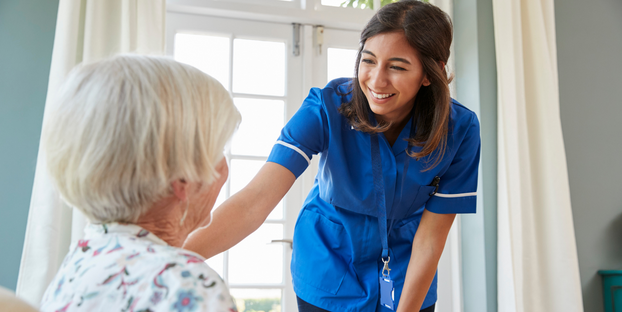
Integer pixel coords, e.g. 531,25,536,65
425,194,477,214
267,141,311,178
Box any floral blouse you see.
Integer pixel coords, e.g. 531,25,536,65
40,223,237,312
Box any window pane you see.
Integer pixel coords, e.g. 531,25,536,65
228,224,284,284
233,39,285,96
230,159,263,194
174,33,230,90
231,98,284,157
210,181,228,217
230,159,283,220
230,289,281,312
327,48,358,81
214,182,227,208
205,252,224,278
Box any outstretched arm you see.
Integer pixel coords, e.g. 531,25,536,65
396,210,456,312
183,162,296,259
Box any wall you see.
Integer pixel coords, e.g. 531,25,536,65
555,0,622,311
0,0,59,290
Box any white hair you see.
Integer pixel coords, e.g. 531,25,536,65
43,54,240,223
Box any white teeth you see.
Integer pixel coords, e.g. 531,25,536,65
370,90,395,99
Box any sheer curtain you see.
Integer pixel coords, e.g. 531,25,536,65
16,0,165,306
493,0,583,311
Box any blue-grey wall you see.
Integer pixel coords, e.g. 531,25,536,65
555,0,622,311
0,0,59,290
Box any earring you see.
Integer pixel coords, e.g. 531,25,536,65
179,200,189,226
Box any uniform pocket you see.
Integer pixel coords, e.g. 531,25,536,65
291,209,351,295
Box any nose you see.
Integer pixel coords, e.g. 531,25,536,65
369,66,389,89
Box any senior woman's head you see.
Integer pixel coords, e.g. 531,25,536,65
43,55,240,245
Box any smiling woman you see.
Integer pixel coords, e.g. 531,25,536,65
339,0,453,169
183,2,480,312
357,31,431,145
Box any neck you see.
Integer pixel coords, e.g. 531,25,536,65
135,200,192,247
377,113,411,146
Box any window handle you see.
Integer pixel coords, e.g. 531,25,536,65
270,239,293,249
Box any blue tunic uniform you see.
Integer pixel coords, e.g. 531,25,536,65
267,78,481,311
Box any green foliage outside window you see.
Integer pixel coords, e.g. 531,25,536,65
235,297,281,312
341,0,429,10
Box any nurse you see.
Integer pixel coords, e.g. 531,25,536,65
184,1,480,311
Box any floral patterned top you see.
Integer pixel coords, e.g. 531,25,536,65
40,223,237,312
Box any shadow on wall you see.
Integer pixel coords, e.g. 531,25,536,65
581,212,622,312
604,213,622,266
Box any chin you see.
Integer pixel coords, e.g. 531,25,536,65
368,103,387,117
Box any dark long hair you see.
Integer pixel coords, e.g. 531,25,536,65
339,0,453,170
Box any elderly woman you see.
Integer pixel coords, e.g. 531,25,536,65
39,55,241,312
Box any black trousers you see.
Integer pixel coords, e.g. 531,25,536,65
296,296,436,312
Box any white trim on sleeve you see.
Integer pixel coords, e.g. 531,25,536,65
434,192,477,198
275,140,311,165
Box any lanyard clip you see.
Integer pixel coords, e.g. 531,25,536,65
382,256,391,278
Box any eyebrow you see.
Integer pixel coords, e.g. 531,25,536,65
362,50,412,65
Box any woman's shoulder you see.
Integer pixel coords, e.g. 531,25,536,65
41,231,237,312
310,78,353,105
324,77,353,91
298,78,352,124
449,98,480,131
325,78,353,100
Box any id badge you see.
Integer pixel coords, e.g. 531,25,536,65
379,276,395,310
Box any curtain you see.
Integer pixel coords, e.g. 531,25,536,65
493,1,583,311
16,0,165,306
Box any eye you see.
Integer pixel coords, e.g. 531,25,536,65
361,58,375,65
390,65,406,71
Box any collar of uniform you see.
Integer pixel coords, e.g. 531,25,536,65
84,222,169,246
390,117,413,156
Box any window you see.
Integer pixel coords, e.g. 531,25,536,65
168,14,303,311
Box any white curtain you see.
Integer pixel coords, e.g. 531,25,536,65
493,1,583,311
16,0,165,306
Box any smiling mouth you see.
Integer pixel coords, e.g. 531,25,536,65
370,89,396,100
